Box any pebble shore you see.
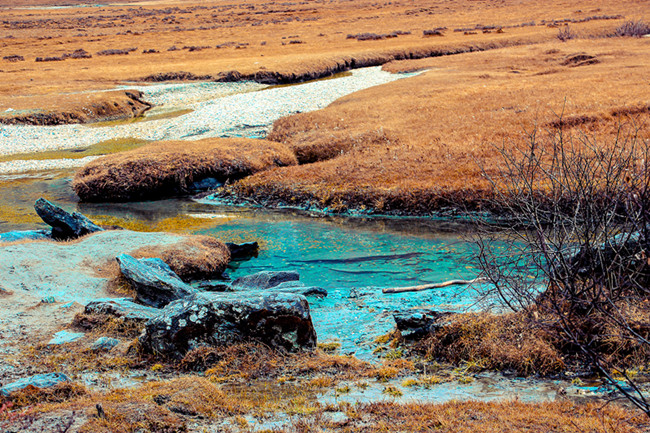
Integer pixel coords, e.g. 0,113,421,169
0,67,414,174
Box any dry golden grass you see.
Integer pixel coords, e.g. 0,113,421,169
232,37,650,213
417,312,565,376
72,137,297,202
132,235,230,281
0,90,150,125
0,0,645,122
7,379,649,433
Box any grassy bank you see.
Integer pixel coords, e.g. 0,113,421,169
73,137,297,202
228,37,650,215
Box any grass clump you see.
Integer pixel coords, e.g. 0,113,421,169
73,137,297,202
132,235,230,281
417,312,565,376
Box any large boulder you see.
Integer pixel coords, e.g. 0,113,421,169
84,297,162,322
140,291,317,358
116,254,197,308
232,270,300,290
0,373,70,397
34,198,103,240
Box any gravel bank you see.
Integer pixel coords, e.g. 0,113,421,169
0,67,414,159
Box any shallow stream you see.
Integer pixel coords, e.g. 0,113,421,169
0,67,612,403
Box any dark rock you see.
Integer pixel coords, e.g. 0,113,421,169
0,229,51,243
226,241,259,260
34,198,103,240
393,309,454,339
116,254,197,308
232,270,299,290
196,281,232,292
90,337,120,351
84,297,162,321
190,177,223,191
140,291,317,358
0,373,70,396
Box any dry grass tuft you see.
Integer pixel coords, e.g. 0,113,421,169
132,235,230,281
79,402,186,433
95,234,230,295
1,382,87,411
417,312,565,376
72,137,297,202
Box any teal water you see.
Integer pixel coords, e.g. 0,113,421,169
75,198,485,357
199,209,482,357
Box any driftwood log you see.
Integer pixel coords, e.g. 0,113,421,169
382,278,486,294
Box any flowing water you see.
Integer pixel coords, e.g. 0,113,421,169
0,67,613,402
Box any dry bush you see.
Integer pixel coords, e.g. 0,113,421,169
72,312,145,339
418,312,564,376
613,20,650,37
557,25,577,41
73,137,297,202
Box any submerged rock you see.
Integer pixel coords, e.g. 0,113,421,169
0,230,51,243
0,373,70,397
232,270,300,290
140,291,317,358
34,198,103,240
226,241,259,260
116,254,197,308
270,281,328,297
84,297,162,322
393,309,454,339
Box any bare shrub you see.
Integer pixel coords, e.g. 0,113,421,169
557,25,577,41
612,20,650,37
474,120,650,416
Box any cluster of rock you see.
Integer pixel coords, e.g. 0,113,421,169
90,255,320,358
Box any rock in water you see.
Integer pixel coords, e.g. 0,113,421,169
34,198,103,240
393,309,454,339
269,281,328,297
0,373,70,396
226,241,259,260
84,297,162,321
140,291,317,358
116,254,197,308
232,270,300,290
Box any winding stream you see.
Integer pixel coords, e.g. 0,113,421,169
0,67,612,403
